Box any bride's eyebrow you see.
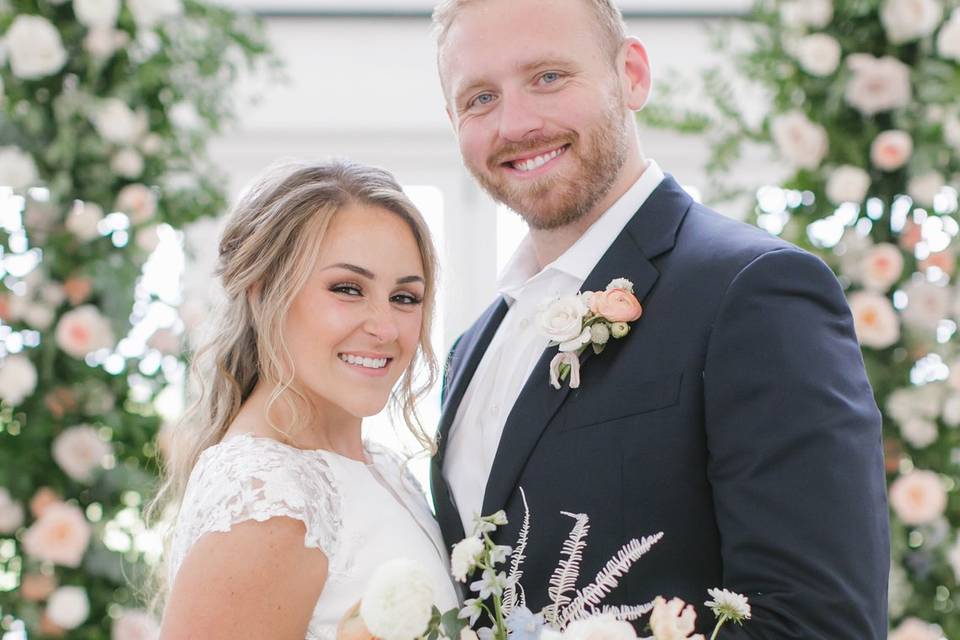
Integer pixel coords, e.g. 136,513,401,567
323,263,424,285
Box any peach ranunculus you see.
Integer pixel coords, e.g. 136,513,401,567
30,487,61,518
859,243,904,292
847,291,900,349
889,469,948,525
889,616,945,640
590,289,643,323
870,130,913,171
22,502,92,568
52,424,113,482
55,304,115,358
19,572,58,601
111,609,161,640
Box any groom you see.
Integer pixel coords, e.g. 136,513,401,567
429,0,889,637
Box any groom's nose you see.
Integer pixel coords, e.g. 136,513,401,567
497,90,545,142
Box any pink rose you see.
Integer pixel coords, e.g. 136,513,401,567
590,289,643,323
22,502,92,568
30,487,61,518
871,130,913,172
889,470,948,525
55,305,115,358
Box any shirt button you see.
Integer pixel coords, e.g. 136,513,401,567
519,318,530,330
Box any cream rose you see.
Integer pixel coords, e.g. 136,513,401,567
845,54,912,116
908,171,946,207
899,417,938,448
0,487,24,533
46,586,90,630
871,130,913,172
22,502,92,567
74,0,121,28
564,614,639,640
859,243,903,292
538,295,588,344
116,183,158,224
5,15,68,79
0,146,38,190
55,304,116,358
770,110,829,170
52,425,112,482
889,470,948,525
938,10,960,60
902,280,951,330
93,99,148,145
128,0,183,29
83,27,129,59
65,200,104,241
0,353,38,406
795,33,842,76
881,0,943,44
826,165,871,204
890,616,945,640
111,609,161,640
847,291,900,348
112,148,144,178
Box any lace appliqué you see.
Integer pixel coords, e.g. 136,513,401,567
168,434,343,583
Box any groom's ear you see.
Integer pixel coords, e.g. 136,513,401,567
620,37,652,111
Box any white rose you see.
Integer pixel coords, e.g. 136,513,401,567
0,146,38,190
845,54,912,116
83,27,129,59
938,10,960,60
779,2,806,28
111,149,144,178
804,0,834,27
128,0,183,29
889,470,948,525
899,417,939,448
0,354,37,406
881,0,943,44
111,609,160,640
847,291,900,348
46,586,90,630
859,243,903,292
949,537,960,584
116,183,158,224
65,201,104,242
871,130,914,172
52,425,112,482
941,392,960,426
0,487,25,534
450,536,484,582
795,33,842,76
826,165,871,204
908,171,946,207
73,0,120,28
902,280,950,330
564,614,638,640
360,558,434,640
890,617,945,640
93,99,148,145
538,295,588,344
5,15,68,79
770,110,829,170
169,101,202,130
55,304,115,358
140,133,164,155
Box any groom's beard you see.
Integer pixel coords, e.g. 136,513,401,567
467,99,630,231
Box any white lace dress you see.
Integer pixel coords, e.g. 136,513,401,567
167,433,460,640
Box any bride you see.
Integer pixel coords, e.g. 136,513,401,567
156,160,459,639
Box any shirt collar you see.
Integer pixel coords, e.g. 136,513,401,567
497,160,665,302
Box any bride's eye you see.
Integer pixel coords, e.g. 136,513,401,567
331,283,362,297
391,292,423,306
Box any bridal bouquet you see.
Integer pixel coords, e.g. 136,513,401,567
340,492,751,640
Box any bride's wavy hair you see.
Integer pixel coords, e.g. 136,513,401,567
150,159,439,566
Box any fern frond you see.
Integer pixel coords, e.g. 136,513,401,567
543,511,590,626
503,488,532,615
558,531,664,628
597,602,656,622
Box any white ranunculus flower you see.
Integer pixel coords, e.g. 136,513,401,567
902,280,951,330
73,0,120,28
450,536,484,582
900,417,939,448
93,99,148,145
65,200,104,242
111,609,160,640
871,130,914,172
360,558,434,640
770,110,829,170
0,146,38,190
5,15,68,79
938,9,960,60
564,614,638,640
889,470,948,525
0,354,37,406
795,33,842,76
908,171,946,207
128,0,183,29
0,487,25,534
52,425,112,482
859,243,903,292
847,291,900,348
889,616,945,640
83,27,129,59
46,586,90,630
881,0,943,44
111,148,144,178
826,165,871,204
845,54,912,116
538,295,589,344
55,304,116,358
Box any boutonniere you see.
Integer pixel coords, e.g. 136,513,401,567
538,278,643,390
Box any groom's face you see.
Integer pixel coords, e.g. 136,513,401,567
439,0,631,230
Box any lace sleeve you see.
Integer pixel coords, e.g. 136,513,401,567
169,436,341,580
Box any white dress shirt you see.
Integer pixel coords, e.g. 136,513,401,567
443,161,666,534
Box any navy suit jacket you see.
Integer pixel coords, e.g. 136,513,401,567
430,176,889,638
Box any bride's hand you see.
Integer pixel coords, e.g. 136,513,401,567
336,601,376,640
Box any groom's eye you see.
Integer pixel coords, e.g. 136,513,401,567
540,72,561,84
469,93,495,108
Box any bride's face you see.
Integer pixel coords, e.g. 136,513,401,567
284,203,427,419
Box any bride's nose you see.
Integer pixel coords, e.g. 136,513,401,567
362,301,400,344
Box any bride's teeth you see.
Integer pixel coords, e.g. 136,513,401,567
512,147,565,172
339,354,388,369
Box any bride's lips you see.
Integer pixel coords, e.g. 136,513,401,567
337,351,394,378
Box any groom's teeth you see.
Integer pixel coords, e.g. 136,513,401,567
511,147,565,172
339,354,388,369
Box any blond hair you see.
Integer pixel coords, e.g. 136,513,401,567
432,0,627,63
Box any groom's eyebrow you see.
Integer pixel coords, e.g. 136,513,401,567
324,263,424,285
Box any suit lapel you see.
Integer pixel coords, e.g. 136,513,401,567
479,176,693,517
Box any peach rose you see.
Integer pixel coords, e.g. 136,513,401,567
55,305,115,358
848,291,900,349
20,572,57,601
63,277,93,306
30,487,61,518
889,470,948,525
590,289,643,323
22,502,92,568
859,243,904,292
871,130,913,172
